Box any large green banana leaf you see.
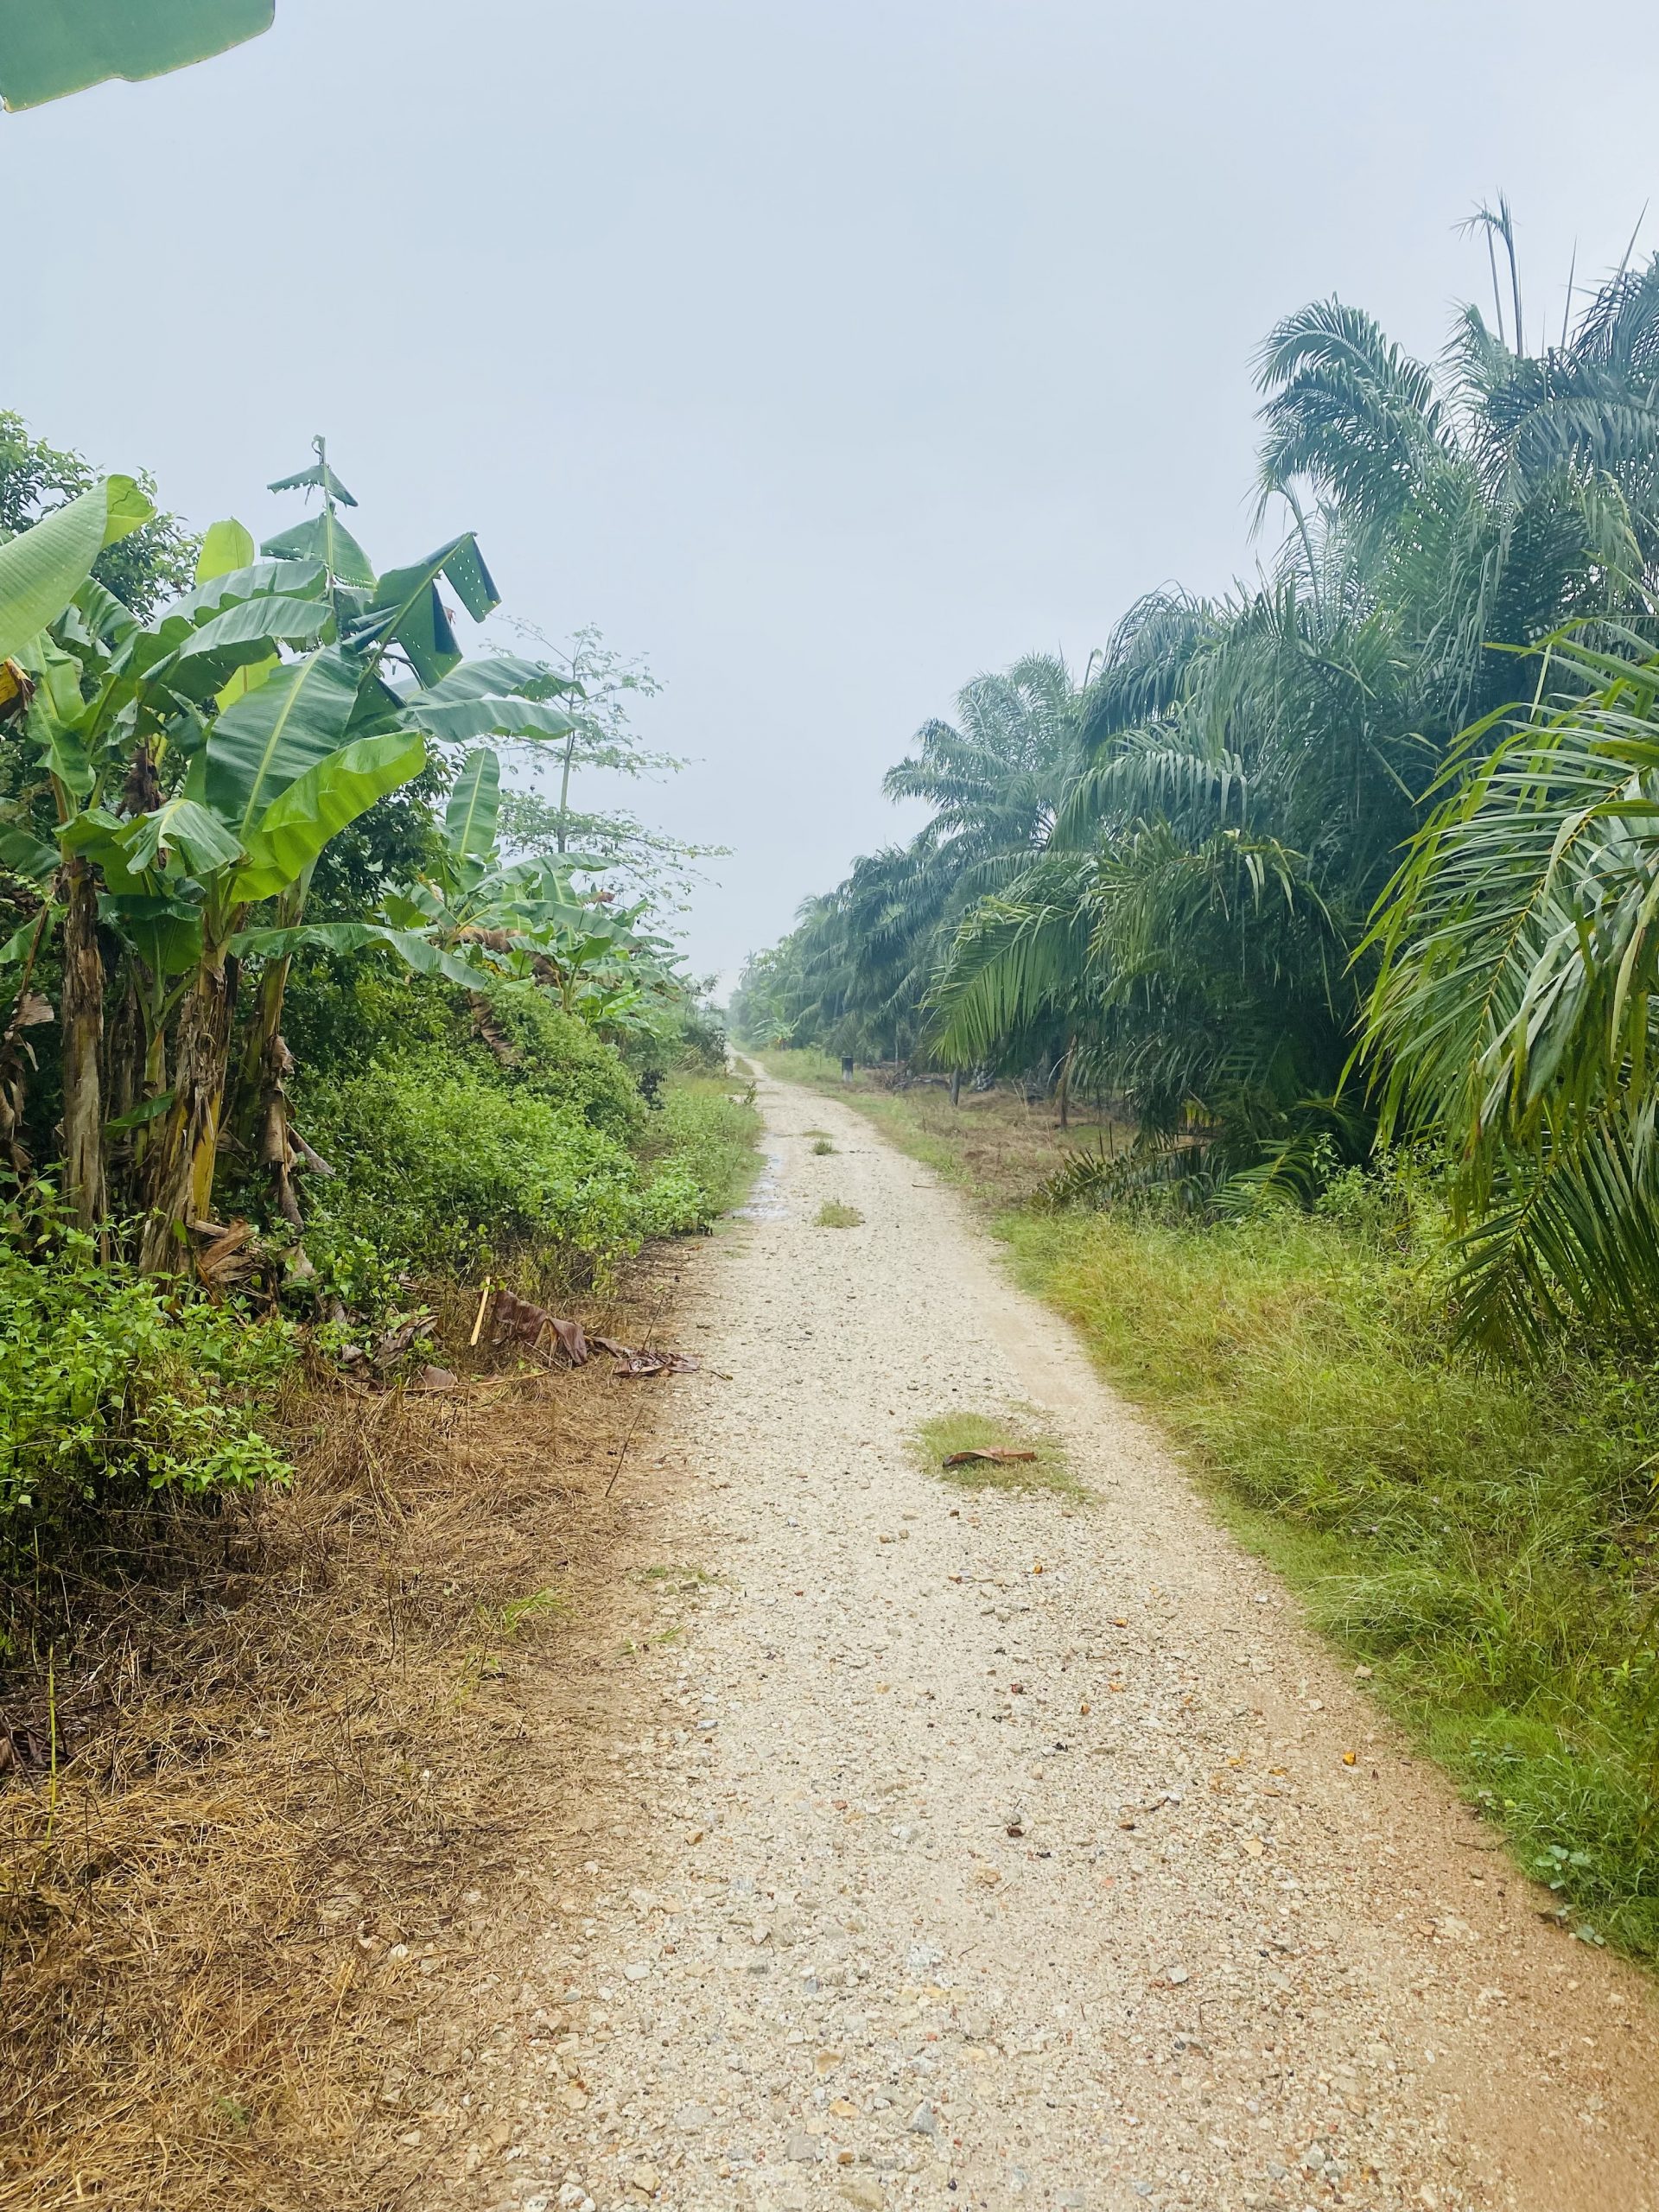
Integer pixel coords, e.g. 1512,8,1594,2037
0,0,273,111
0,820,57,882
173,593,332,669
445,748,501,860
118,797,245,878
195,518,257,583
231,918,484,988
203,645,363,832
355,537,502,686
0,475,152,661
408,692,575,745
413,654,578,706
164,556,327,630
233,729,425,902
262,508,375,588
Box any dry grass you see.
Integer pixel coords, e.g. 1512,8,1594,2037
0,1261,691,2210
814,1200,864,1229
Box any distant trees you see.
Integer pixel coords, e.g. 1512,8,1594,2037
735,228,1659,1350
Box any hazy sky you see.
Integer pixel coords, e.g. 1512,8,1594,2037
5,1,1658,987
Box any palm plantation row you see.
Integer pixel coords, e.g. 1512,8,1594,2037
736,226,1659,1353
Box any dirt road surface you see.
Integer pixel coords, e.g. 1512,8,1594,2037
435,1063,1659,2212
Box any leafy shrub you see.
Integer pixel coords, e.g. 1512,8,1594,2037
465,981,644,1143
284,965,645,1145
299,1054,704,1287
0,1230,295,1545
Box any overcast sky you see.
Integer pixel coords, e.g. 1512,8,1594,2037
4,1,1658,987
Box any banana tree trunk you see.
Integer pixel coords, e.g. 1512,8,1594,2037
140,950,236,1272
244,950,302,1230
60,854,106,1232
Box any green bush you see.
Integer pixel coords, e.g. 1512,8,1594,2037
0,1230,295,1544
466,981,645,1143
283,964,645,1145
298,1054,704,1287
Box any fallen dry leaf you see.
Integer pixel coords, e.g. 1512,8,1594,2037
943,1447,1037,1467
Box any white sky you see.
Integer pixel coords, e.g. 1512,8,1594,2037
4,0,1658,988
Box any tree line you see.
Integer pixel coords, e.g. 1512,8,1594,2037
734,213,1659,1354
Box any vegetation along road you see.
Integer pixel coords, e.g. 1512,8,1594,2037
436,1063,1659,2212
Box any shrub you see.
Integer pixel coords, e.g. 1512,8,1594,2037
0,1229,295,1548
298,1054,702,1287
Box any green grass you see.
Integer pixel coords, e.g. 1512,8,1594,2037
1001,1200,1659,1961
810,1138,836,1155
816,1200,864,1229
911,1408,1081,1497
645,1073,766,1218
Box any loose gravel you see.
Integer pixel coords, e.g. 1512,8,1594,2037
433,1063,1659,2212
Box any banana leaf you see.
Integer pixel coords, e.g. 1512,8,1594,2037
0,476,151,661
232,729,426,902
0,0,273,111
203,645,363,832
445,748,501,860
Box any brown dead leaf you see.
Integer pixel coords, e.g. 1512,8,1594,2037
942,1447,1037,1468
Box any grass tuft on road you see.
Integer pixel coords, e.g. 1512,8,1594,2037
816,1200,864,1228
912,1408,1081,1497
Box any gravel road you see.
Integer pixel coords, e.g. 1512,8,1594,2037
445,1063,1659,2212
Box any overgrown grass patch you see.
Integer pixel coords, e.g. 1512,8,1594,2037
1001,1202,1659,1961
810,1138,836,1155
911,1408,1081,1497
816,1201,864,1229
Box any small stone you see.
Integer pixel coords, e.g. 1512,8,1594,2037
623,1962,652,1981
1166,1965,1189,1986
839,2182,885,2211
675,2104,714,2131
1302,2145,1326,2171
787,2132,823,2164
628,2160,661,2197
906,2102,938,2137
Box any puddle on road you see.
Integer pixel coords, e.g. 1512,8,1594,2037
730,1145,788,1222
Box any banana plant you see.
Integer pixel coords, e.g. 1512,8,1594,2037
0,474,166,1225
229,448,582,1231
382,742,684,1033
